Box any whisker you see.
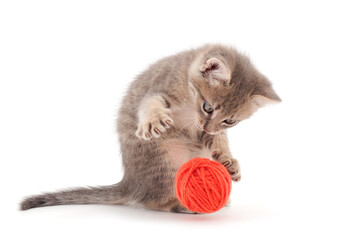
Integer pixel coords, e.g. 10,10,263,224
179,120,196,131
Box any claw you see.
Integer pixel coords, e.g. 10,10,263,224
222,160,231,167
165,120,173,128
135,109,174,140
145,132,151,139
154,127,161,135
212,151,220,160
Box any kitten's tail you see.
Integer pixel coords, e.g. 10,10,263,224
20,184,128,210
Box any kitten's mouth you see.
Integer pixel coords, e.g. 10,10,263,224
195,123,204,131
195,123,218,135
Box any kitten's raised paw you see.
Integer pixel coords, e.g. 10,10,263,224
135,109,174,140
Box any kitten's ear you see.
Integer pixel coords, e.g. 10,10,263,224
251,83,281,108
200,58,231,84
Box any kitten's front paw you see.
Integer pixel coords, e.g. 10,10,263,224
135,109,174,140
212,152,241,181
219,157,241,182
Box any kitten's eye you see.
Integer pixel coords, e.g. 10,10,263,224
203,101,214,113
223,119,236,125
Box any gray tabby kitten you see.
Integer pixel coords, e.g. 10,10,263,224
21,44,280,213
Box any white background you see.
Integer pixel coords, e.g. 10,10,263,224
1,0,338,239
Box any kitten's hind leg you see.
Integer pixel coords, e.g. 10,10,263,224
143,198,196,214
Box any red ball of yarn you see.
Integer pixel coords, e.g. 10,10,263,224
175,157,232,213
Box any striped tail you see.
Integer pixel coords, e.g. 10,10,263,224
20,184,128,210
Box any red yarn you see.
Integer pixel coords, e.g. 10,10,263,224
175,158,232,213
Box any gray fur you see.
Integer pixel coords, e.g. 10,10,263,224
21,44,280,213
20,185,126,210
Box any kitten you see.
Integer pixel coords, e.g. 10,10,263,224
21,44,280,213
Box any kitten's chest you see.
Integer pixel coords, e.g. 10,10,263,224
164,103,213,168
163,139,213,169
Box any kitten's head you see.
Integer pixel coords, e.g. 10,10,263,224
188,45,281,135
